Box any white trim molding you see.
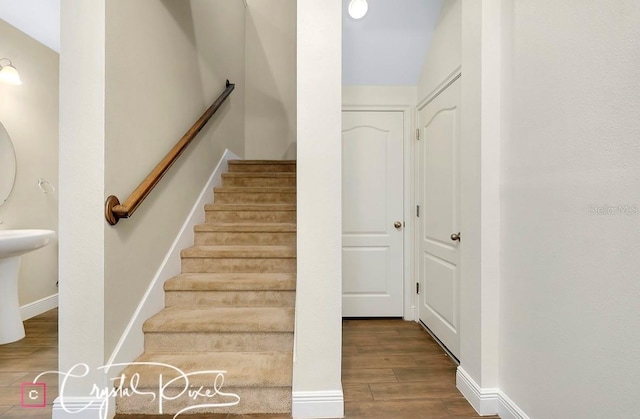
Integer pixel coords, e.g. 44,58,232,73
52,397,107,419
417,66,462,109
292,390,344,419
457,368,530,419
105,149,241,370
21,293,58,320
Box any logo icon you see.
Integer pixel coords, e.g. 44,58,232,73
21,383,46,408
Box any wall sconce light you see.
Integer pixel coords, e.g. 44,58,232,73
348,0,368,19
0,58,23,85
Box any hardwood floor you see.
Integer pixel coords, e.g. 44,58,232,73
0,311,498,418
0,308,58,419
341,319,498,419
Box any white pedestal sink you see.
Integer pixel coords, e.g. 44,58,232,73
0,229,55,344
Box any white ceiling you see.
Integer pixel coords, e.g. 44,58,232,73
343,0,443,85
0,0,60,52
0,0,442,84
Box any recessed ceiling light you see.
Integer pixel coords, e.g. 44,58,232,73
348,0,369,20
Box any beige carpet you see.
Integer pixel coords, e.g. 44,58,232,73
116,160,296,415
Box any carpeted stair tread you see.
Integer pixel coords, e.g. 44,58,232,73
194,223,296,232
214,186,296,193
194,225,296,245
143,306,294,333
204,204,296,224
222,172,297,187
116,388,291,415
182,245,295,258
229,160,296,165
165,273,296,291
222,172,296,178
120,351,292,388
228,160,296,173
144,330,294,352
205,203,295,212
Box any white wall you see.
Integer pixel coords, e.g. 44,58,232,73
416,0,502,401
499,1,640,417
417,0,460,103
103,0,245,355
58,1,246,403
456,0,504,392
293,0,343,417
342,85,416,107
58,0,106,397
245,0,296,160
0,19,59,310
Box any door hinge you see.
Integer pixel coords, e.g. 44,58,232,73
415,129,420,141
416,282,420,294
416,205,420,217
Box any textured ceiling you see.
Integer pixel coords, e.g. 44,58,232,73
343,0,443,85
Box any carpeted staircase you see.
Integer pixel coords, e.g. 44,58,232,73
116,160,296,416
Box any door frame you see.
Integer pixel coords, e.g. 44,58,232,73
342,86,417,320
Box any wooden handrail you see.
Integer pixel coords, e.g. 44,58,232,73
105,80,235,225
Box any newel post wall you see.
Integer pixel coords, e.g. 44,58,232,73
292,0,344,417
57,0,107,411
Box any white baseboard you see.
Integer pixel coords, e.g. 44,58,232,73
292,390,344,419
52,397,110,419
21,293,58,320
497,391,531,419
456,367,530,419
105,149,241,370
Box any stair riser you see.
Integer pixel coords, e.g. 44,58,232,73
164,275,297,292
182,258,296,273
116,387,291,415
205,210,296,223
215,192,296,204
228,164,296,173
222,177,296,187
165,290,296,307
145,332,294,352
194,231,296,245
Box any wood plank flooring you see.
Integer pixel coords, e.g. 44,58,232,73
0,310,499,418
0,308,58,419
341,319,499,419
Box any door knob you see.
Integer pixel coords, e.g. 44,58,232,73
450,232,461,242
394,221,402,229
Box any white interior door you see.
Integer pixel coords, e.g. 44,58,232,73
417,77,461,357
342,111,404,317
